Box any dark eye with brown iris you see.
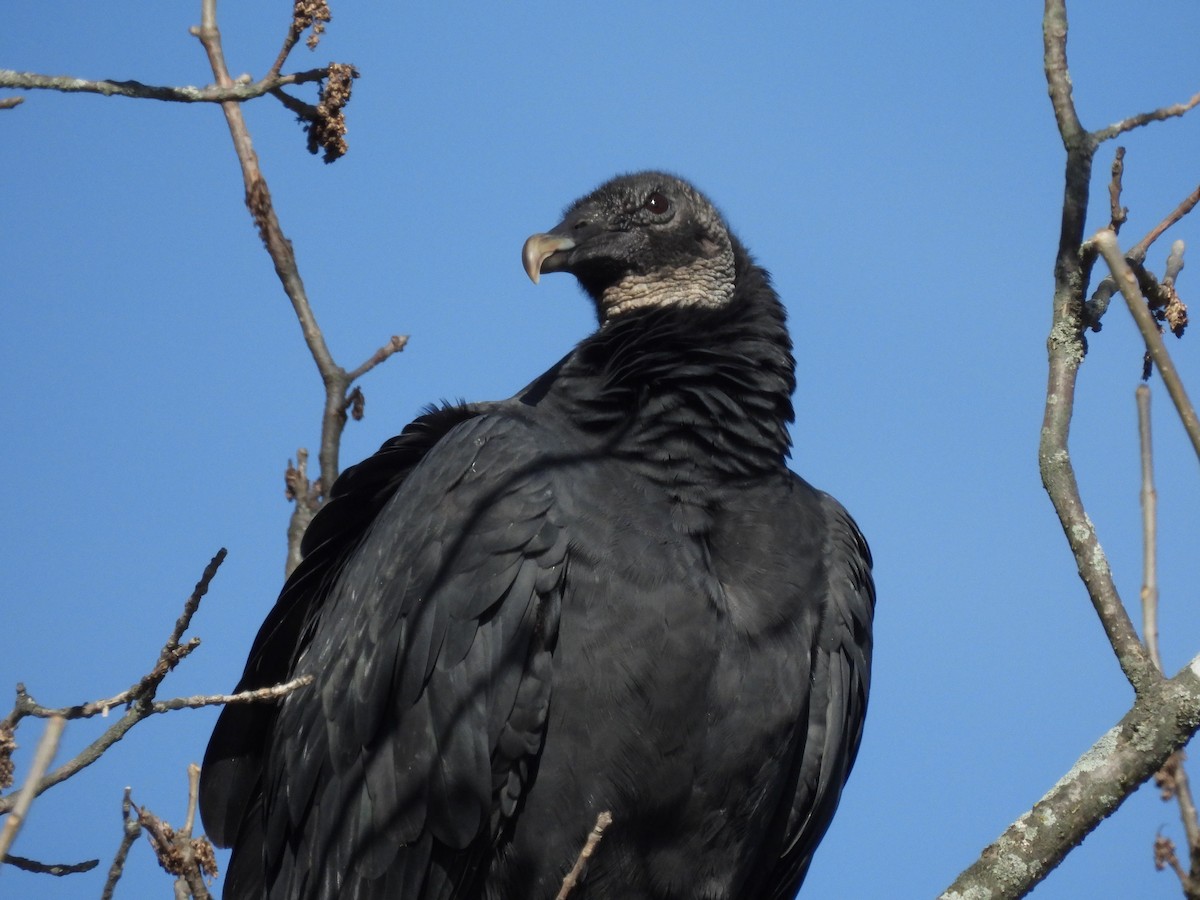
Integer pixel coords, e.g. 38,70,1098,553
643,191,670,214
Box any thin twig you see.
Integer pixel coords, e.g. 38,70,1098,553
1165,240,1187,287
191,0,340,387
0,551,304,816
345,334,410,383
136,795,212,900
266,16,305,81
150,675,314,713
5,672,309,724
0,67,327,104
1127,185,1200,264
1,852,98,875
555,811,613,900
1159,749,1200,899
1136,386,1162,673
1141,386,1200,896
0,675,310,819
1108,146,1127,233
267,0,332,80
132,548,227,701
1094,89,1200,144
270,85,317,120
0,715,66,863
101,788,141,900
285,448,318,576
1093,230,1200,463
172,763,214,900
190,0,397,571
193,0,342,565
183,764,200,836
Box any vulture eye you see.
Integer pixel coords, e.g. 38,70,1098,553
643,192,670,215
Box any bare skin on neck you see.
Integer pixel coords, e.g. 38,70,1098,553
601,245,735,321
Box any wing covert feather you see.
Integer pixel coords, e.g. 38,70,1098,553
229,412,569,899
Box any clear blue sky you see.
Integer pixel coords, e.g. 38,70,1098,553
4,3,1200,898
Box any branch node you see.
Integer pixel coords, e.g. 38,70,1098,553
555,811,614,900
1108,146,1128,233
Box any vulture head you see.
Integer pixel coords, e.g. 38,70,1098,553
522,172,737,322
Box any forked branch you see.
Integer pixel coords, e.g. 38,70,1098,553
941,3,1200,896
190,0,405,572
1093,231,1200,463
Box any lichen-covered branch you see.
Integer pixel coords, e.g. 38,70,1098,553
1038,0,1156,693
939,661,1200,900
943,3,1200,896
0,66,328,105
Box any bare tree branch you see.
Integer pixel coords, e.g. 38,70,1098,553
0,675,310,820
135,777,215,900
101,788,141,900
0,715,66,864
133,764,216,900
1,549,227,729
1094,89,1200,144
939,660,1200,899
347,334,410,383
1,852,98,875
944,5,1200,896
189,0,403,572
1108,146,1127,233
150,676,315,714
10,1,406,576
555,811,613,900
1042,0,1088,149
1136,386,1200,895
1128,187,1200,264
285,448,318,576
1038,0,1158,693
0,550,225,814
1093,230,1200,463
267,0,332,81
0,66,328,104
1137,385,1163,674
0,549,308,830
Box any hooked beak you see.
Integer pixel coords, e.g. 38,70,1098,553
522,233,576,284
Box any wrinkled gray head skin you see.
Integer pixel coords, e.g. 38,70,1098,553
523,172,737,322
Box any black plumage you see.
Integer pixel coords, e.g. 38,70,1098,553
200,172,874,900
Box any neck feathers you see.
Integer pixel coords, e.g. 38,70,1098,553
564,250,795,482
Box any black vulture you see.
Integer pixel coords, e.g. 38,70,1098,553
200,172,874,900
